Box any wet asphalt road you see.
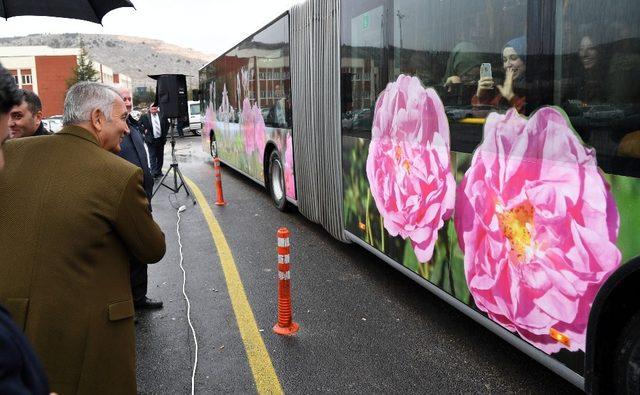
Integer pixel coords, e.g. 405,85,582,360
135,135,581,394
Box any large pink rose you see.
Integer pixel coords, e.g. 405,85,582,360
366,74,455,262
252,104,266,159
284,133,296,199
242,98,255,154
454,107,621,354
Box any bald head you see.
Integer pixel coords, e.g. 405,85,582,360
117,86,132,114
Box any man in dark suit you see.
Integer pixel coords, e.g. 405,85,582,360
0,62,51,395
139,103,169,178
0,81,166,394
116,86,163,311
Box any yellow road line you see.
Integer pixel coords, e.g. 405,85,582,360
185,177,283,395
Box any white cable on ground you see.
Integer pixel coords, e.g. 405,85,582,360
177,205,198,395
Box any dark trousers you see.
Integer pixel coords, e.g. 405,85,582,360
130,260,148,303
148,139,165,176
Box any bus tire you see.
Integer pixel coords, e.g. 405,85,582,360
268,150,287,211
613,311,640,394
209,132,217,158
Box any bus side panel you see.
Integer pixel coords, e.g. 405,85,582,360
341,0,639,380
343,99,640,379
201,89,296,199
199,13,295,199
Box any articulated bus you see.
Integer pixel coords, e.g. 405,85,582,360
200,0,640,391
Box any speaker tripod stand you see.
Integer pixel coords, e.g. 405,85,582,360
152,118,196,205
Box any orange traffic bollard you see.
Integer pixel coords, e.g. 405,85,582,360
213,157,226,206
273,227,299,335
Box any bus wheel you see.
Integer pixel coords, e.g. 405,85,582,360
268,150,287,211
210,133,218,158
614,311,640,394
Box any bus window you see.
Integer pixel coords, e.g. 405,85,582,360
558,0,640,176
224,50,240,124
387,0,527,153
341,1,386,139
252,17,291,129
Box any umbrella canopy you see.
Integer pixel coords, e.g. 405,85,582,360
0,0,135,24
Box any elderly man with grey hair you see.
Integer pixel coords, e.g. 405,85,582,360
0,81,166,394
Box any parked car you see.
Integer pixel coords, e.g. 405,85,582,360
187,101,202,135
42,116,63,133
130,109,142,121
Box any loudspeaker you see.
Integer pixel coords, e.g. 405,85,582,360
149,74,188,119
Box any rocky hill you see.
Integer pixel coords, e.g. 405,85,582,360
0,33,215,89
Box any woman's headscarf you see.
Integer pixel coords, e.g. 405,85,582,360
443,41,482,83
503,36,527,87
503,36,526,62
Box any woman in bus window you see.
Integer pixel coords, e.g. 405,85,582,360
443,41,482,91
472,36,527,114
576,34,607,105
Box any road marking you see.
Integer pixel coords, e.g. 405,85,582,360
184,177,284,395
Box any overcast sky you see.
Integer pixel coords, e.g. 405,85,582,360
0,0,303,56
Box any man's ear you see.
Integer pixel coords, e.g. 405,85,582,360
34,110,43,124
91,108,103,132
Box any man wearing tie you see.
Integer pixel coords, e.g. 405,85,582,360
140,103,168,178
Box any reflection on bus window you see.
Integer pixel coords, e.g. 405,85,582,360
340,0,640,176
390,0,527,123
559,1,640,176
340,4,384,138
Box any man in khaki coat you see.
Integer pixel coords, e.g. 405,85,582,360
0,82,166,394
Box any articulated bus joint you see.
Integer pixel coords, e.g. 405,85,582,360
586,257,640,393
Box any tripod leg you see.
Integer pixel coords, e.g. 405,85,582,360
152,119,195,204
173,164,178,191
175,165,196,205
152,168,173,196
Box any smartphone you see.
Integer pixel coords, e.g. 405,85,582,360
480,63,492,79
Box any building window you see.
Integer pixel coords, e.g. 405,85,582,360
13,75,19,84
21,75,32,84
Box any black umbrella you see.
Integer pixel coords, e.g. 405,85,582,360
0,0,135,24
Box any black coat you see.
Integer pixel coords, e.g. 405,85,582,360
118,115,154,206
0,305,50,394
33,123,51,136
139,112,169,144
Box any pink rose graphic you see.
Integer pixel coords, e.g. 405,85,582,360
242,98,255,155
454,107,621,354
284,133,296,199
252,104,266,159
366,74,455,262
204,103,216,135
